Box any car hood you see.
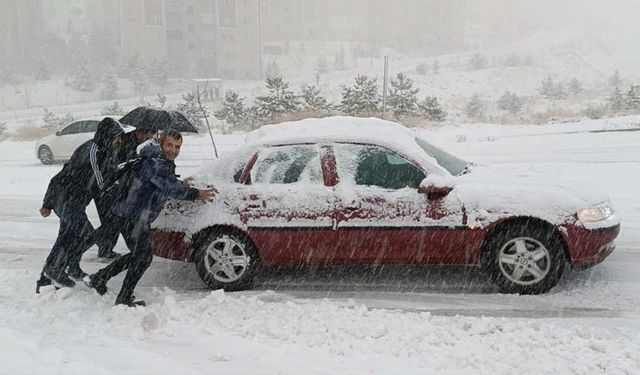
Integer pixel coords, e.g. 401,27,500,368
452,164,610,226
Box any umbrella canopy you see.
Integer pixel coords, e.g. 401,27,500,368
119,106,199,133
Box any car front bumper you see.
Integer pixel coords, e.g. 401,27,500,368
562,213,621,269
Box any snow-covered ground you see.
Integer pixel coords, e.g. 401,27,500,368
1,116,639,374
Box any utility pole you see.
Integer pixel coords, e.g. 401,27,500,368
382,55,389,119
257,0,263,78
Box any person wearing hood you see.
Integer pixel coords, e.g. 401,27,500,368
86,130,215,306
94,126,156,259
37,117,124,291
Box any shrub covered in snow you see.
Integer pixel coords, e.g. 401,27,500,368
388,73,419,119
101,102,125,116
340,75,380,116
214,90,247,129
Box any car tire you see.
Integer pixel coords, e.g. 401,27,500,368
194,228,259,291
482,223,567,294
38,146,54,165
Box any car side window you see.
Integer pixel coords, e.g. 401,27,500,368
334,143,426,189
58,122,82,135
83,121,99,133
250,144,323,185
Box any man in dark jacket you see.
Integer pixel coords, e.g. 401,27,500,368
38,117,124,290
94,127,156,258
86,130,214,306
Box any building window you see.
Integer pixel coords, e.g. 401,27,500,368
219,0,236,28
144,0,163,26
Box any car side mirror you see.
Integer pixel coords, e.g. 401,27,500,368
418,184,453,199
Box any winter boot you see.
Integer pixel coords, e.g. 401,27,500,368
84,274,108,295
115,295,146,307
36,273,57,293
67,266,88,281
43,271,76,289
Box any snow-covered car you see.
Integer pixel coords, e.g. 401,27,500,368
35,117,123,164
151,117,621,294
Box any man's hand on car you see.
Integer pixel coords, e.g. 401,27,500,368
39,208,52,218
197,188,216,202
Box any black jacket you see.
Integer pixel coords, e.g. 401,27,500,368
42,118,124,209
116,131,139,164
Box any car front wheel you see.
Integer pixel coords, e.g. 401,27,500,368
38,146,54,164
194,229,259,291
482,223,567,294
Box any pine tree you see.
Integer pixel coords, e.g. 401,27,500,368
156,93,167,108
465,93,486,119
432,60,440,75
100,68,119,100
497,91,523,114
568,78,583,96
388,73,419,118
608,87,626,112
469,53,487,70
626,85,640,110
340,75,380,116
417,96,447,121
538,75,555,98
609,70,622,87
265,61,281,78
101,102,125,116
0,121,7,135
301,84,331,112
176,91,208,131
255,75,300,120
41,108,59,130
552,83,568,100
214,90,247,128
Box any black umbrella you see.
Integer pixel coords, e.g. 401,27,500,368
119,106,199,133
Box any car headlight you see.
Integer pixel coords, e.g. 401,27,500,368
577,203,614,223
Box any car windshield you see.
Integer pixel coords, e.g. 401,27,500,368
414,136,469,176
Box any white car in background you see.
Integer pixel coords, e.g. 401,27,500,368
35,117,125,164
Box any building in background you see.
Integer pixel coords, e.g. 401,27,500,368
0,0,45,71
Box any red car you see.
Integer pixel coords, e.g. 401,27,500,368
151,117,620,294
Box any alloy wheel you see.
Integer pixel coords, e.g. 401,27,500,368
203,237,250,283
498,236,551,286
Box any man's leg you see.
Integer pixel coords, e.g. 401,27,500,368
115,220,154,305
90,218,134,287
95,198,121,258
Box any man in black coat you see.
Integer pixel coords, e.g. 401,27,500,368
38,117,124,290
94,127,156,258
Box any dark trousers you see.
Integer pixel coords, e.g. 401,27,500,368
42,203,95,278
95,197,120,256
93,217,153,302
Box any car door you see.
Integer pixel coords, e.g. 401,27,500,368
331,143,467,265
50,121,83,159
239,143,338,266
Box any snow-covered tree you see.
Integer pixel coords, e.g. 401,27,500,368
417,96,447,121
568,78,583,96
584,103,607,119
0,121,7,135
301,84,331,112
340,75,380,116
131,62,148,97
156,93,167,108
388,73,419,118
538,75,555,98
100,68,119,100
101,102,125,116
609,70,622,87
469,53,488,70
42,108,74,130
465,93,487,119
255,75,300,120
415,63,427,75
176,91,208,131
265,61,281,79
608,87,626,111
625,85,640,110
214,90,247,128
497,91,523,114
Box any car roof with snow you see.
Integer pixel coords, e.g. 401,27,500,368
242,116,449,174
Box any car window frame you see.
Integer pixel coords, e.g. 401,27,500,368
58,121,83,135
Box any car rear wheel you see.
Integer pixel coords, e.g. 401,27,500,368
194,229,259,291
482,223,567,294
38,146,54,165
